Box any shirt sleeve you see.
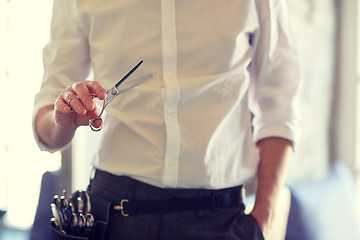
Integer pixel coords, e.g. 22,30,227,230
32,0,91,152
249,0,301,145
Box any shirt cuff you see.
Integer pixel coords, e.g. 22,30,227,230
253,124,299,150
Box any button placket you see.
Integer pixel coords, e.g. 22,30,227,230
161,0,180,188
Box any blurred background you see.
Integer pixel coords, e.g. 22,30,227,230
0,0,359,239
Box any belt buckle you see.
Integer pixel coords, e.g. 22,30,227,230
211,192,223,209
113,199,129,217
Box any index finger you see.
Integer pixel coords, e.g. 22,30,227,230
72,81,107,111
85,80,107,100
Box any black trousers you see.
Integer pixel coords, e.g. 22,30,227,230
88,169,264,240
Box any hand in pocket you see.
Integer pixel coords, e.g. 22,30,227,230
234,214,265,240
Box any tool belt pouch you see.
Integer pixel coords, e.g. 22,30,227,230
51,228,89,240
51,191,112,240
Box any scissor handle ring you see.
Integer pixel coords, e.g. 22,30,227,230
88,117,103,132
87,96,106,132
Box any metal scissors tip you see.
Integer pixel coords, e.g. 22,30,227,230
88,60,151,132
115,60,143,88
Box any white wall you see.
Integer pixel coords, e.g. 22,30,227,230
286,0,337,184
334,0,359,176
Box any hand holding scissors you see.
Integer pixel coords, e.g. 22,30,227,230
54,60,152,131
88,60,153,131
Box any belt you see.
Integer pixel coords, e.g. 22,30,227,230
91,169,246,217
113,189,245,216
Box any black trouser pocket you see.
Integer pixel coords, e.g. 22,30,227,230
234,214,264,240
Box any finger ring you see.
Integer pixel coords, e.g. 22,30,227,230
67,96,80,106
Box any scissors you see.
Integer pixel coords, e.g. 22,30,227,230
88,60,153,131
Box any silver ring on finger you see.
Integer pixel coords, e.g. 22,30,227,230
67,96,80,106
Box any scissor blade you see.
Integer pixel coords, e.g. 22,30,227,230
117,73,153,94
115,60,143,89
101,73,153,111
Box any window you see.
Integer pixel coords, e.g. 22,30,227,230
356,0,360,217
336,0,360,218
0,0,61,229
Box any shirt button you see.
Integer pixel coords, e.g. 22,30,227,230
168,160,176,166
165,73,174,79
167,108,175,115
164,26,171,32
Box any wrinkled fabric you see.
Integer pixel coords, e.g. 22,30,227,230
34,0,301,189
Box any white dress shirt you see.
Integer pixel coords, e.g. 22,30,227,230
34,0,301,189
